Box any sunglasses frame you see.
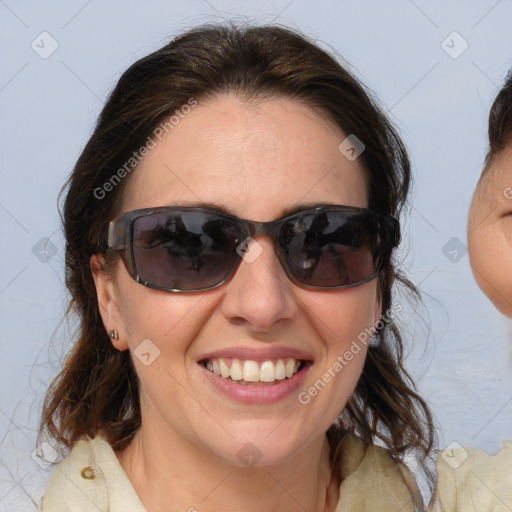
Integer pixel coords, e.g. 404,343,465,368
107,205,400,293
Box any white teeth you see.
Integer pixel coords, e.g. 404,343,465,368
243,360,260,382
204,357,303,383
275,359,286,380
219,359,230,378
230,359,243,381
260,360,275,382
285,359,295,378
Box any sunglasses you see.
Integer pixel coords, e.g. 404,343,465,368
107,205,400,292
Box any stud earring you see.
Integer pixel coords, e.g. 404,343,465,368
109,330,119,341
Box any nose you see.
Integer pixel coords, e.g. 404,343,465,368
220,236,298,331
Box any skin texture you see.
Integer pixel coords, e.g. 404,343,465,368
91,95,381,512
468,144,512,317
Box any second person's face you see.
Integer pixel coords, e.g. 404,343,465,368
468,144,512,316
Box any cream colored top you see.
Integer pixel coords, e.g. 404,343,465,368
42,433,421,511
430,441,512,512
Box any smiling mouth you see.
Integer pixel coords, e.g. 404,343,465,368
200,357,308,385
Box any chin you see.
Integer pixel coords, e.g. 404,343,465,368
208,433,309,469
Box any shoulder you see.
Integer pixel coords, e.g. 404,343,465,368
42,436,109,511
336,434,423,512
42,434,146,512
433,441,512,512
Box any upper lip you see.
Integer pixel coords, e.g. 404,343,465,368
198,346,314,363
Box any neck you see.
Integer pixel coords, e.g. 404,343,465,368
117,421,340,512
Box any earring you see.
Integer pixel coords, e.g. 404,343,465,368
109,330,119,341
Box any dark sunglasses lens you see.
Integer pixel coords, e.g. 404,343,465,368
282,211,389,287
132,211,243,291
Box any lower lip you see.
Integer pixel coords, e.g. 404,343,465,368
199,363,312,404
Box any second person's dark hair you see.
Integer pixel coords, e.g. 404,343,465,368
486,70,512,164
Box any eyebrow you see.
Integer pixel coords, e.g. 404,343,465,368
170,201,340,218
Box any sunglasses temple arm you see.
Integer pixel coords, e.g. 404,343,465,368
107,220,128,250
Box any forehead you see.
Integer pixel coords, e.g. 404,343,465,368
478,144,512,195
121,95,369,220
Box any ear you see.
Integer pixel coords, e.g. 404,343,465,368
90,254,129,351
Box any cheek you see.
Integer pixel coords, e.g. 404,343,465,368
115,268,215,361
469,221,512,316
304,283,379,347
115,284,221,420
295,286,377,429
303,284,377,389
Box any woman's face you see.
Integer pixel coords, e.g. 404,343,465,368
94,95,381,466
468,144,512,316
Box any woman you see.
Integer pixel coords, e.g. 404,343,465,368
40,24,435,511
433,73,512,511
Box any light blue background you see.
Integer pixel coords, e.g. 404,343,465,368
1,0,512,508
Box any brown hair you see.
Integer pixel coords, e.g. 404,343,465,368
485,70,512,166
40,23,435,502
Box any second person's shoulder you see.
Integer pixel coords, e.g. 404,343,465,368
433,440,512,512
